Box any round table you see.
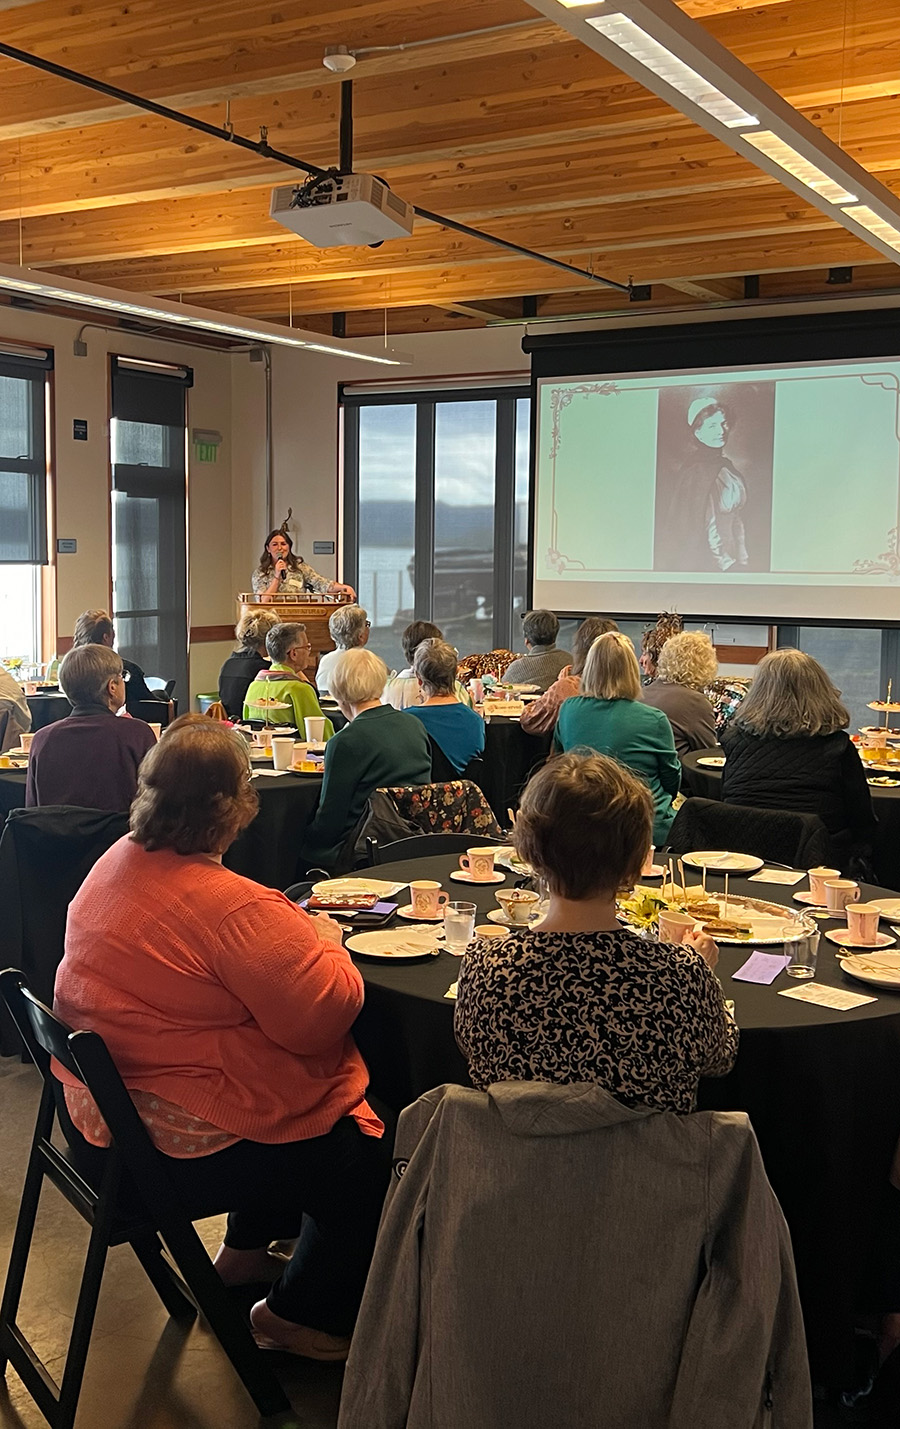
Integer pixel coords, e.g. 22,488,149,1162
348,851,900,1388
681,744,900,891
0,766,323,891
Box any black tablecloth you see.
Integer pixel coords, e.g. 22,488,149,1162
479,717,551,820
349,851,900,1387
681,745,900,890
0,765,322,892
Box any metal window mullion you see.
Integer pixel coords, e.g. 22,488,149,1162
492,397,516,652
881,628,900,700
342,404,360,596
414,402,435,621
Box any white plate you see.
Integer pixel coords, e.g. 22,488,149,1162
312,877,407,898
867,777,900,787
870,898,900,920
827,928,896,951
641,864,667,879
839,951,900,989
345,927,440,960
696,756,726,768
449,869,506,884
681,851,764,874
396,904,443,922
248,748,272,761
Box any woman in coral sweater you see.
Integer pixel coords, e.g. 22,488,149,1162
53,714,390,1361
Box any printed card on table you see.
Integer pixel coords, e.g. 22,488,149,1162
748,869,806,886
777,982,876,1010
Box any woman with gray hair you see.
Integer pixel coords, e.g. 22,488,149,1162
217,607,279,720
405,639,485,774
316,605,370,694
302,649,431,871
642,630,718,758
25,644,156,810
242,622,333,737
72,607,165,713
721,648,875,864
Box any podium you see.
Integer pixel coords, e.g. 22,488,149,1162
237,593,351,667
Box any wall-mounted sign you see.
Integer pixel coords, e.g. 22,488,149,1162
57,538,77,554
312,541,335,556
73,419,88,440
192,427,222,463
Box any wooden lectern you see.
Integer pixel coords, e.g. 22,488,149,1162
237,593,351,667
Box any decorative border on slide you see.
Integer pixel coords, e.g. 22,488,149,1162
542,370,900,580
546,382,619,571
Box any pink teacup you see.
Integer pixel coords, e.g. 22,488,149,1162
846,902,880,944
807,867,841,903
458,849,496,882
824,879,860,914
658,910,696,944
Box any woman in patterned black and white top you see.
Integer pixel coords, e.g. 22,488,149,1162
455,751,738,1114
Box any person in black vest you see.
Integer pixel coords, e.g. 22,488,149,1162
217,609,279,720
72,609,167,715
721,648,875,867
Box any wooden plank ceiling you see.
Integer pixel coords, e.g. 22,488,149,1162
1,0,900,336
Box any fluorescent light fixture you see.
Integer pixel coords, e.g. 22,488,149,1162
586,12,758,129
528,0,900,269
840,206,900,254
743,131,857,205
0,262,409,365
557,0,604,6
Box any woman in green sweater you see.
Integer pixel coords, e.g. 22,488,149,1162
554,632,681,846
302,649,432,872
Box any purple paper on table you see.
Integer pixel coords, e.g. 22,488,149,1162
731,951,791,984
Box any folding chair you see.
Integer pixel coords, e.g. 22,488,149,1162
0,969,289,1428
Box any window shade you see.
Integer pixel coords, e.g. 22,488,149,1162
0,349,52,565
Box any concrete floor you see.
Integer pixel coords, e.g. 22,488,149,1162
1,1054,896,1428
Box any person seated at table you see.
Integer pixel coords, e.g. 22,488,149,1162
502,610,571,692
455,750,738,1113
52,714,390,1360
316,605,370,694
721,648,875,865
642,630,718,758
382,621,472,710
639,610,683,684
26,645,156,811
217,608,279,721
252,527,355,601
243,622,334,737
0,660,31,752
405,640,486,774
520,616,618,736
72,609,168,714
554,632,681,846
302,649,431,872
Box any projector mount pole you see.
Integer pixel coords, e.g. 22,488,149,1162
0,39,633,296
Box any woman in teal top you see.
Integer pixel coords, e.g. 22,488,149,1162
554,631,681,846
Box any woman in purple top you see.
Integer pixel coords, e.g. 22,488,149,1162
26,645,156,812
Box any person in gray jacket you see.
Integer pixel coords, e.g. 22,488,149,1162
338,1080,812,1429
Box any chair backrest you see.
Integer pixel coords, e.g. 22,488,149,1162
427,736,457,784
0,968,188,1224
0,705,11,753
667,797,832,869
0,806,130,1007
368,831,501,866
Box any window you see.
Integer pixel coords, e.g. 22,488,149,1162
0,346,51,669
343,385,528,667
110,357,191,699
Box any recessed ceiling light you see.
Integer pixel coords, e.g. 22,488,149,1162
743,131,857,205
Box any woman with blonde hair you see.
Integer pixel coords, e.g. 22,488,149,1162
554,632,681,845
722,648,875,863
642,630,718,757
217,607,280,719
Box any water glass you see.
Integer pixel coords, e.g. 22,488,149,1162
785,931,818,979
443,901,476,955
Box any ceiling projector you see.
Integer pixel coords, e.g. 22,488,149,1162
270,174,415,248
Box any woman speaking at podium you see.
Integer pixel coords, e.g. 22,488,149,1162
252,529,356,602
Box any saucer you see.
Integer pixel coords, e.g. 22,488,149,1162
825,928,896,951
397,904,444,922
449,870,505,884
793,891,828,908
640,865,666,879
487,907,538,928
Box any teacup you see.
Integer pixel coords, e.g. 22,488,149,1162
459,848,496,882
658,909,697,944
20,732,34,752
641,845,657,876
409,880,449,919
495,888,540,925
824,878,860,914
807,866,841,903
846,901,880,944
255,729,273,751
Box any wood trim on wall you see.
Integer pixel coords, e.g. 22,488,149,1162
190,624,234,643
717,645,768,665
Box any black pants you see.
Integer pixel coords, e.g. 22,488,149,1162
56,1089,393,1336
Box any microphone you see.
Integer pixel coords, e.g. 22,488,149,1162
279,565,288,583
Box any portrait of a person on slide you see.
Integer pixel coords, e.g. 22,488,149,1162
653,385,774,575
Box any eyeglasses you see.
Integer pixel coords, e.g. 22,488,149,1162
365,620,371,628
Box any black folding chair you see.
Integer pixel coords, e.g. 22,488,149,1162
367,832,501,866
0,969,289,1428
